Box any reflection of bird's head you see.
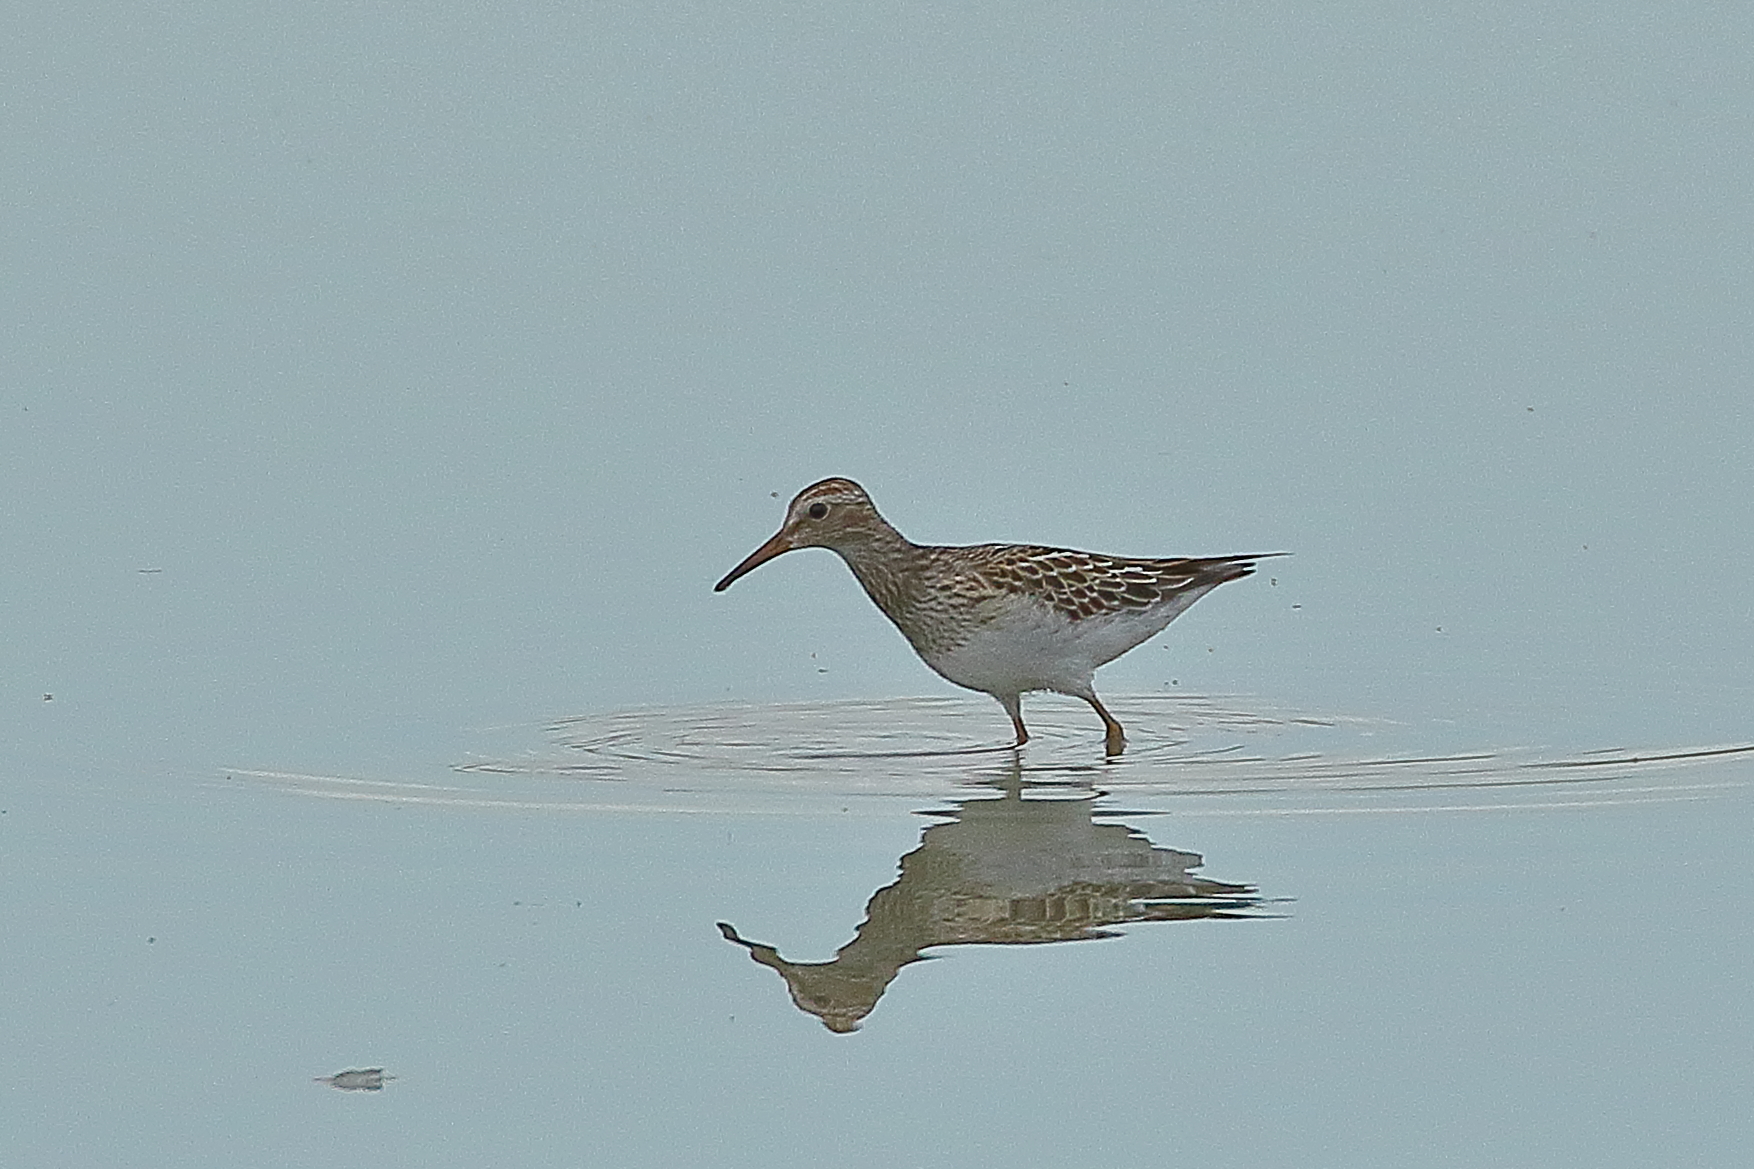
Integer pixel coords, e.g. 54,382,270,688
819,1012,863,1034
716,920,888,1034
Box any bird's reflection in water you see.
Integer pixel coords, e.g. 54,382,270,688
718,764,1263,1032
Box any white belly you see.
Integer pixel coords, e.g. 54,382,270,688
917,591,1207,698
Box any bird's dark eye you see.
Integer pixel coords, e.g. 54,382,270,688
807,502,829,519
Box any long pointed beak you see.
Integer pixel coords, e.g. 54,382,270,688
713,530,794,591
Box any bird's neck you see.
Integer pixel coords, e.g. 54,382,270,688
833,528,921,627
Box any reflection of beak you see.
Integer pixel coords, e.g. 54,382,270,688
714,530,793,591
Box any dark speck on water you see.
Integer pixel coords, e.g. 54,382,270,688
315,1068,394,1092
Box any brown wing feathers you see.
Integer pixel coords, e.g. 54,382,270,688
965,546,1268,621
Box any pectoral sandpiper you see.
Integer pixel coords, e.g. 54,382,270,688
715,478,1274,755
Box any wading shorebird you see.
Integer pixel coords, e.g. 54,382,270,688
715,478,1273,755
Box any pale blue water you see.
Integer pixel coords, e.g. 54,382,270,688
4,3,1752,1166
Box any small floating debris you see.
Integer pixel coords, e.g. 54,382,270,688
314,1068,395,1092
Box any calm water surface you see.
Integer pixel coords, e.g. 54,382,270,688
9,695,1748,1166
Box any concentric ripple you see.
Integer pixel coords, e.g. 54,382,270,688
221,694,1754,815
464,694,1330,781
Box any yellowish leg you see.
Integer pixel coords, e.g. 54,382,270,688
1000,695,1029,748
1085,696,1126,756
